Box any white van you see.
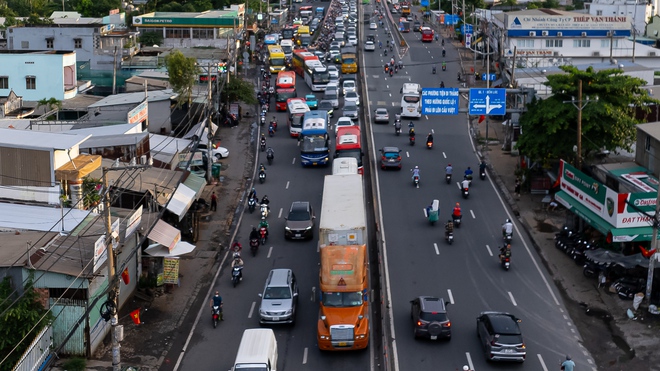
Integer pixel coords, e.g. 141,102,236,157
332,157,358,175
232,329,278,371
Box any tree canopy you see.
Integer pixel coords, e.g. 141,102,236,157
224,77,257,105
515,65,659,164
165,50,200,107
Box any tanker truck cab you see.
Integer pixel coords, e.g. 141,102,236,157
232,329,278,371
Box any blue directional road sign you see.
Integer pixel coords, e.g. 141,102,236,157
461,24,473,34
468,88,506,116
481,73,497,81
421,88,460,115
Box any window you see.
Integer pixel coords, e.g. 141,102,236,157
165,28,191,39
74,38,82,48
600,39,619,48
516,39,534,48
0,77,7,89
646,135,652,151
25,76,36,90
46,38,54,49
21,41,29,49
596,10,603,15
192,29,213,39
573,39,591,48
545,39,563,48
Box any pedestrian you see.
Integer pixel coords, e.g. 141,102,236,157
514,179,521,199
211,191,218,211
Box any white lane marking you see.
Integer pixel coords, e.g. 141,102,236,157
377,101,387,105
470,210,475,219
508,292,518,306
434,243,439,255
425,115,429,120
292,157,296,165
456,182,461,189
285,181,290,189
248,301,256,318
465,352,474,371
372,75,379,78
537,354,549,371
302,347,309,364
442,152,447,158
431,128,435,134
423,208,428,217
486,244,493,256
431,55,434,59
406,151,410,157
408,77,411,81
278,208,283,218
267,246,273,259
389,93,392,97
386,85,389,89
447,289,454,304
297,140,300,147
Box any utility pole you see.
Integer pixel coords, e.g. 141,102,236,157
563,80,598,170
646,190,660,303
207,62,213,183
112,46,118,95
102,164,151,371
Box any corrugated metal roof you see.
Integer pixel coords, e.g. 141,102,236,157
166,183,196,220
68,123,142,136
183,173,206,199
80,132,148,148
87,89,177,108
148,219,180,251
0,231,58,267
89,158,180,198
0,128,90,150
0,203,96,233
0,119,31,130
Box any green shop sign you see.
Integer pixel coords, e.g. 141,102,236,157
134,15,241,27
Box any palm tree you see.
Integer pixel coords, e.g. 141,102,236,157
36,97,62,120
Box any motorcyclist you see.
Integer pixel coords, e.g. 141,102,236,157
479,160,487,174
426,133,434,144
390,57,395,66
441,39,444,46
440,81,445,88
231,241,242,252
231,252,244,280
452,202,462,218
258,217,270,237
411,166,420,180
398,60,403,69
499,244,512,262
464,166,474,179
561,355,575,371
442,61,446,70
267,147,275,158
260,134,267,147
210,291,223,320
408,121,415,129
445,220,454,239
268,124,275,136
394,120,401,132
432,65,436,74
259,163,267,173
248,187,257,201
261,195,270,206
502,219,513,238
409,127,415,138
461,178,470,190
445,163,453,175
249,226,260,241
379,41,382,48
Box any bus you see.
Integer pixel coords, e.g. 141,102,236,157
281,27,295,41
268,45,286,73
292,50,318,76
287,98,310,137
264,34,279,45
340,47,357,74
399,18,410,33
421,27,434,42
304,60,330,92
401,4,411,15
400,83,422,118
334,126,363,174
276,70,296,89
299,7,313,20
296,27,312,47
300,110,330,166
280,39,294,59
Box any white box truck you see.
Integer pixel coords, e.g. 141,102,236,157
319,174,367,247
232,329,278,371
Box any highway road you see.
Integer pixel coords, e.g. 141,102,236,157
172,2,374,370
363,4,596,371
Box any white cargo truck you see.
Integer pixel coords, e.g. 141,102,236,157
318,174,367,247
232,328,278,371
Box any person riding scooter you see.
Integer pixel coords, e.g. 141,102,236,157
249,226,260,242
426,133,434,145
452,203,462,219
231,252,244,280
502,219,513,239
445,219,454,239
461,178,470,191
499,244,512,263
259,217,270,237
411,166,421,182
464,166,474,180
210,291,223,320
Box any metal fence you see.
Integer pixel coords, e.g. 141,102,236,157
12,325,52,371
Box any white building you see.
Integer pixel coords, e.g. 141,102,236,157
587,0,654,36
0,50,79,101
488,9,660,85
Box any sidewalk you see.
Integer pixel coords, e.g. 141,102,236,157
456,42,660,370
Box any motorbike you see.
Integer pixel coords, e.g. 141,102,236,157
384,49,388,56
412,175,420,188
250,238,260,256
432,67,436,74
442,50,445,57
394,65,398,73
248,197,256,213
260,204,270,219
212,305,222,328
394,123,401,135
462,187,469,199
480,168,486,180
260,115,266,126
259,170,266,183
389,68,394,77
267,151,274,165
500,255,511,270
453,215,462,228
260,141,266,152
270,120,278,131
445,174,452,184
232,265,243,287
268,125,275,137
409,135,415,146
426,140,433,149
442,65,446,71
445,231,454,244
503,232,513,245
259,227,268,245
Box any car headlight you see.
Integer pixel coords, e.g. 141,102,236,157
320,335,329,340
259,309,266,315
285,309,293,315
305,226,312,230
285,226,291,231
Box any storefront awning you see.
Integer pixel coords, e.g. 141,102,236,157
144,241,196,257
55,154,102,182
147,219,180,251
183,173,206,200
556,191,657,242
166,183,197,221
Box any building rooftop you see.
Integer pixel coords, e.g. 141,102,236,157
515,60,653,80
0,203,96,233
637,122,660,139
68,122,142,136
87,89,177,108
0,128,90,150
0,231,59,268
81,132,148,148
0,119,31,130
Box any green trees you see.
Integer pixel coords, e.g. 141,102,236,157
224,77,257,105
0,276,51,371
165,50,200,107
516,65,659,164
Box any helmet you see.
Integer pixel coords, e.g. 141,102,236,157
463,366,469,371
251,187,255,192
467,166,472,170
252,226,257,232
566,355,572,360
415,166,419,169
506,219,511,223
233,252,241,259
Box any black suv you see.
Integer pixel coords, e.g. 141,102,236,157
410,296,451,340
476,311,526,362
284,201,315,240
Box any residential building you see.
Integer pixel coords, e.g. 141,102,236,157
0,50,78,101
636,122,660,175
132,5,245,49
587,0,654,36
7,11,139,71
487,9,660,87
86,89,177,134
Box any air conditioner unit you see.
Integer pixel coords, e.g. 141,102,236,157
556,32,563,37
529,31,536,36
593,51,601,56
581,32,587,37
649,51,657,57
553,51,560,56
140,155,147,164
541,31,549,36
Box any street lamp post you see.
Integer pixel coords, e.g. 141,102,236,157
563,80,598,170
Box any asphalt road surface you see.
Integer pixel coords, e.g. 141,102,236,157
363,3,596,371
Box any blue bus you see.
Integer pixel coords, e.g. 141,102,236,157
300,111,330,166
